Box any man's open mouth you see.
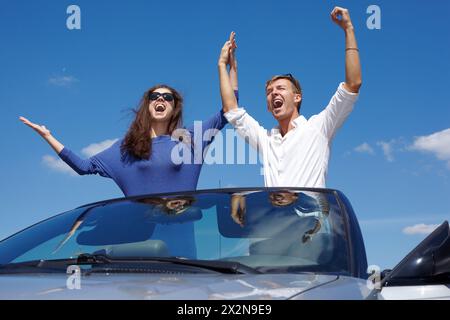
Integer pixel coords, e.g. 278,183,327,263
273,98,283,109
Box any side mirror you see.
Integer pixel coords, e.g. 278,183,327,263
382,221,450,286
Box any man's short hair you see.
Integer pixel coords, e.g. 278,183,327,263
265,74,303,110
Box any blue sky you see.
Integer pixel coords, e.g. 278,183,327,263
1,0,449,270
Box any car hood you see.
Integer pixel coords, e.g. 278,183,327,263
0,273,338,300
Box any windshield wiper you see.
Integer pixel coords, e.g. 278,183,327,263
0,254,260,275
77,253,260,275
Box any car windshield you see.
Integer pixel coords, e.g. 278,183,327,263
0,189,350,274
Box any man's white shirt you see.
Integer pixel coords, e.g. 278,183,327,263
224,83,358,188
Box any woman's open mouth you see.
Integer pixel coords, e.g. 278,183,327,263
155,104,166,113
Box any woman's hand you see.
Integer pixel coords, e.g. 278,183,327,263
228,31,237,70
19,116,52,138
218,31,237,67
19,116,64,153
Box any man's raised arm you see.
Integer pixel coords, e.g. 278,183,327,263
331,7,362,93
218,32,238,113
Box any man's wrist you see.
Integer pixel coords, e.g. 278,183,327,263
344,24,355,33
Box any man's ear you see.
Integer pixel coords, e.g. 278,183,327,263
294,94,302,104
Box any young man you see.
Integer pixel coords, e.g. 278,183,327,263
218,7,361,188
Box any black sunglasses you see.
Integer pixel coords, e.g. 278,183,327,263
148,92,175,102
282,73,295,81
281,73,301,92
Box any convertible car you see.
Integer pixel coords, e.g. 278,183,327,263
0,188,448,300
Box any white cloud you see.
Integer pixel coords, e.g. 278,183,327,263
354,142,375,155
48,75,78,87
42,155,77,176
359,214,449,228
409,128,450,169
377,140,396,162
81,139,118,157
402,223,440,235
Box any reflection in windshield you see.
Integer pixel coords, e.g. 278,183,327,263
230,191,331,243
137,196,196,215
53,206,99,254
231,194,246,227
0,190,349,274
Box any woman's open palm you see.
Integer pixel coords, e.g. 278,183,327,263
19,116,51,138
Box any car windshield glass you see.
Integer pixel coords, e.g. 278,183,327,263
0,190,350,274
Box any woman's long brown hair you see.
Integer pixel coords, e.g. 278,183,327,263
121,84,183,160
